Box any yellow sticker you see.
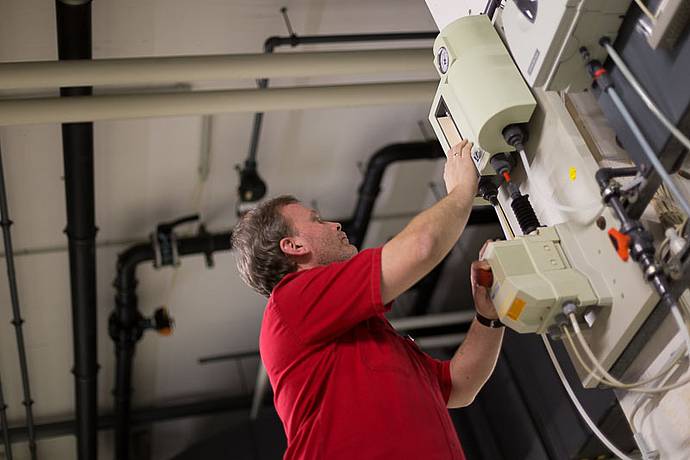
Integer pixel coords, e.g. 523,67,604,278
569,167,577,181
507,298,526,321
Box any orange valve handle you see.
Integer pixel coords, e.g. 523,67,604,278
607,228,631,262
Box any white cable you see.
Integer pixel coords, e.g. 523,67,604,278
543,0,585,89
563,325,684,389
569,311,690,393
518,149,606,224
604,43,690,154
541,334,636,460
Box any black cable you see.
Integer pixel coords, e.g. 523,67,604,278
0,142,36,459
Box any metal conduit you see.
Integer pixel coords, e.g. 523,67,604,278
0,344,11,459
0,143,36,459
0,81,437,126
0,48,431,90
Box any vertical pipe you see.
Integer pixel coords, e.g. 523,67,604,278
55,1,98,459
0,366,12,459
0,143,36,458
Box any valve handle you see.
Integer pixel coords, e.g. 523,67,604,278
608,228,631,262
476,268,494,288
153,307,174,336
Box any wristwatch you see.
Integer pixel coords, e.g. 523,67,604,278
475,312,504,328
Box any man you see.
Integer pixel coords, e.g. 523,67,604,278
232,140,504,459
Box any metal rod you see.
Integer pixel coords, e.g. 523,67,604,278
0,368,12,459
607,87,690,218
0,81,437,126
0,48,432,91
0,143,36,459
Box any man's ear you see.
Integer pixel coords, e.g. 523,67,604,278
279,236,309,257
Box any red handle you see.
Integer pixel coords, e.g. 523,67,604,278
476,269,494,288
608,228,631,262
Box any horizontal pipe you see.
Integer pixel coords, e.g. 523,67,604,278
0,49,432,90
0,81,437,126
390,311,475,331
7,395,255,443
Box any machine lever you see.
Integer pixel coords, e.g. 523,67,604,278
608,228,631,262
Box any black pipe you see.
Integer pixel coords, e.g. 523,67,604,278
0,143,36,459
344,141,445,248
263,31,437,53
111,230,232,460
55,1,97,459
8,394,255,443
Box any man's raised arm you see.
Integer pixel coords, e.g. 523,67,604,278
381,139,478,304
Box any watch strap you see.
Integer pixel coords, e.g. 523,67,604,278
475,313,503,328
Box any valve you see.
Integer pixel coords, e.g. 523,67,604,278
142,307,175,336
608,228,631,262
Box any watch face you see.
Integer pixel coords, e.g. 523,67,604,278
437,47,450,74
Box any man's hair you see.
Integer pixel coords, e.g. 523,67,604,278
232,195,300,297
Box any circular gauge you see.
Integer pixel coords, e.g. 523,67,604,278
437,47,450,74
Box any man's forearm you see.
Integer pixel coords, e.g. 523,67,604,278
447,319,504,408
380,186,476,304
404,187,476,263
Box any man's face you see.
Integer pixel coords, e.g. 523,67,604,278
280,203,357,266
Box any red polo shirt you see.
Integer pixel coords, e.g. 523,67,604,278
260,247,465,459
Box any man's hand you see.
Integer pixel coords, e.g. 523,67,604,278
470,240,498,320
444,140,479,196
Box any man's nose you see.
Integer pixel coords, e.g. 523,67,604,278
333,222,342,231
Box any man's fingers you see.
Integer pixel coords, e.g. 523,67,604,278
471,259,491,271
448,139,469,157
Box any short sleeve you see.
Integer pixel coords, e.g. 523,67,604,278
271,247,390,345
421,354,453,405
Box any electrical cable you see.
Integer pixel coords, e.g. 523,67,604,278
541,334,636,460
563,325,684,389
518,149,606,225
603,42,690,154
568,310,690,393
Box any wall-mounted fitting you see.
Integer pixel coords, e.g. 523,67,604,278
152,214,200,268
236,159,267,216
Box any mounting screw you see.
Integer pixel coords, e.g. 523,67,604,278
596,215,607,230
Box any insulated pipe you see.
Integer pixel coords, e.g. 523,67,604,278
55,1,98,459
0,81,437,126
246,31,437,164
0,48,432,91
0,143,36,459
112,230,232,460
